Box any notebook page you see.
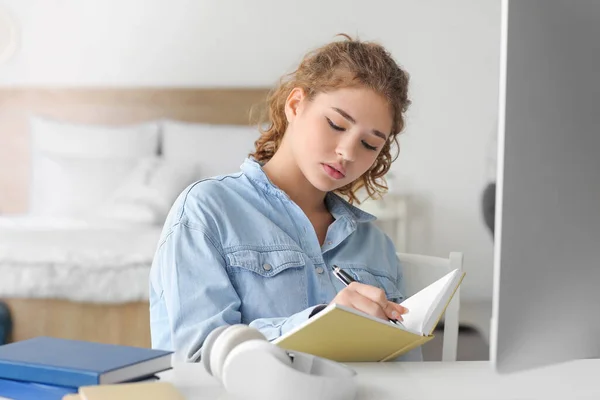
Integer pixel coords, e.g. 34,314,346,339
422,270,462,335
399,269,459,335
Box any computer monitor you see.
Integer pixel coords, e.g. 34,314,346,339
491,0,600,374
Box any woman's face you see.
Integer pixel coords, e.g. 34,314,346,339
284,86,393,193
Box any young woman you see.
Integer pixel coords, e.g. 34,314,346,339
149,34,420,362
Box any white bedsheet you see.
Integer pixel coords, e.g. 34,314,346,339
0,216,161,303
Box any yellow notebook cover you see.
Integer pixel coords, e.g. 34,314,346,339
275,304,433,362
274,269,465,362
76,381,184,400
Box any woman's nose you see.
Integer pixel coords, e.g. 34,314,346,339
335,137,358,162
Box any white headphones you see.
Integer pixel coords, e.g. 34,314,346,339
201,324,358,400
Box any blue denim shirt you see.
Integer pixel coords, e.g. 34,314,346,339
149,157,422,362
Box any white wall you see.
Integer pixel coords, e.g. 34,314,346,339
0,0,501,300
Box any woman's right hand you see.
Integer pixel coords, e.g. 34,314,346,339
329,282,408,322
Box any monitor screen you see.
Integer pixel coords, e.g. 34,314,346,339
491,0,600,374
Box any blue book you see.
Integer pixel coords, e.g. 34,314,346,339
0,378,77,400
0,337,172,388
0,375,160,400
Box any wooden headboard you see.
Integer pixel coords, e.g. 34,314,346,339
0,88,270,214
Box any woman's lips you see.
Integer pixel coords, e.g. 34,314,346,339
322,163,346,179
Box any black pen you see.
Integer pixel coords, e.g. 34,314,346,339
331,265,403,326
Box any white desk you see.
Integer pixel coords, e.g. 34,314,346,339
160,359,600,400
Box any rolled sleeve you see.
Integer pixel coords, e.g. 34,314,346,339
249,304,326,341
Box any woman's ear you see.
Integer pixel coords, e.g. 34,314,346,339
284,87,306,123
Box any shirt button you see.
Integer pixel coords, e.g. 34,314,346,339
262,264,272,271
327,241,332,245
315,267,324,274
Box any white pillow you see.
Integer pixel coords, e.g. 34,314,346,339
161,120,260,179
29,115,161,158
28,116,161,215
98,157,199,225
30,154,139,218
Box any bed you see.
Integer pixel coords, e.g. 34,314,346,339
0,88,269,347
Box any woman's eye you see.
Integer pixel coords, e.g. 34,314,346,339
326,117,345,131
362,141,378,151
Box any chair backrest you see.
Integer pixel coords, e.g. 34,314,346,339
397,251,463,362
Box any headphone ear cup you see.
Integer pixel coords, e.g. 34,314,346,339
221,340,293,394
209,325,267,381
201,325,229,376
226,339,293,370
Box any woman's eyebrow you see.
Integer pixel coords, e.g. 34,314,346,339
332,107,356,124
331,107,387,140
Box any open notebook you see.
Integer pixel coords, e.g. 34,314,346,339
273,268,465,362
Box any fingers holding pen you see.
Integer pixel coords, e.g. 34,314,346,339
351,282,408,321
331,281,409,322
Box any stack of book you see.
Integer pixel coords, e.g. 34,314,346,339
0,337,178,400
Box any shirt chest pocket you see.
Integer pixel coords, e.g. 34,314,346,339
334,263,404,303
225,248,309,314
226,249,306,277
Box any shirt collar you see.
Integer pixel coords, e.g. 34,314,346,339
240,157,376,224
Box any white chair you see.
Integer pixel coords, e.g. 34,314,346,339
397,251,463,362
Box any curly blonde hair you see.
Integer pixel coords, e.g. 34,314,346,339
250,34,411,204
